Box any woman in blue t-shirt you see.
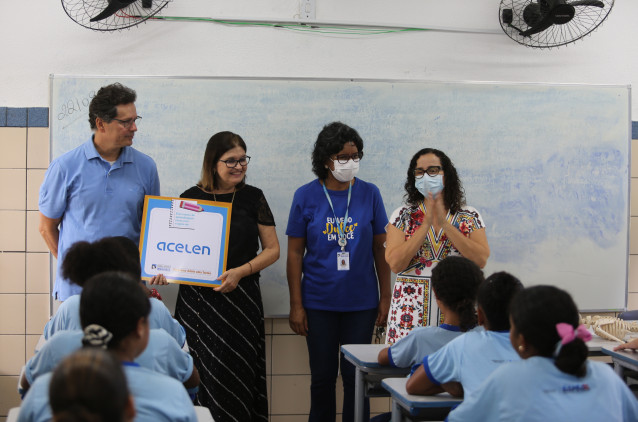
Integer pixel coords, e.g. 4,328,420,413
286,121,391,422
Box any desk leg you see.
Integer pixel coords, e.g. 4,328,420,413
354,367,364,422
613,361,623,377
391,400,402,422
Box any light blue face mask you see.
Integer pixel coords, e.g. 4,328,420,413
415,174,443,197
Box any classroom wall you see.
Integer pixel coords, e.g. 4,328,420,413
2,0,638,420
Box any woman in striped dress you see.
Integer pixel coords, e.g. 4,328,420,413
175,131,280,421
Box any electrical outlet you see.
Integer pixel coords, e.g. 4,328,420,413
300,0,316,20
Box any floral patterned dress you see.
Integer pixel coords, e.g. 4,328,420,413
385,202,485,344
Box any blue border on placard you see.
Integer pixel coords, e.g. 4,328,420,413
139,196,230,286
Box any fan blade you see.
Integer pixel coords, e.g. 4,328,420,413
519,15,554,37
90,0,137,22
569,0,604,6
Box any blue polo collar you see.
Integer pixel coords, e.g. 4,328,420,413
83,137,134,164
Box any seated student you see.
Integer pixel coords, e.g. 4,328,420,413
43,236,186,347
447,285,638,421
18,348,135,422
21,267,199,393
19,272,197,422
406,271,523,397
377,256,483,369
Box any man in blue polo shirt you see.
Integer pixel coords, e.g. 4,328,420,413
38,83,160,302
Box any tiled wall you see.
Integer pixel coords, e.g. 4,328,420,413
0,108,51,421
1,108,637,421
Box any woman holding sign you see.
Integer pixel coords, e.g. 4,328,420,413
286,122,391,422
173,131,280,421
384,148,490,344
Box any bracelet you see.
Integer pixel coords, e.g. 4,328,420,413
247,261,253,274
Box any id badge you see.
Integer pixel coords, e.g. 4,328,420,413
337,252,350,271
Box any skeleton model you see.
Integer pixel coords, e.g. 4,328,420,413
580,315,638,343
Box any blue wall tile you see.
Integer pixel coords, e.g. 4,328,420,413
0,107,6,126
28,107,49,127
7,107,28,127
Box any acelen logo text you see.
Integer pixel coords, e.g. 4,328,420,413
156,242,211,255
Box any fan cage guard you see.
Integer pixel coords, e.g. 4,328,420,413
61,0,171,31
499,0,614,48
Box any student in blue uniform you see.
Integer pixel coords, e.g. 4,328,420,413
19,348,135,422
377,256,483,370
447,285,638,421
49,348,134,422
42,236,186,347
20,244,199,391
23,326,195,392
19,272,197,422
406,271,523,397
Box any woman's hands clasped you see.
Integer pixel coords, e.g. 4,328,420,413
424,192,446,228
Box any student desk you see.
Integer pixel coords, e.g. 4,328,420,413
587,331,638,356
381,377,462,422
341,344,411,422
601,346,638,378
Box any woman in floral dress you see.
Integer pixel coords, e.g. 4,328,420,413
384,148,490,344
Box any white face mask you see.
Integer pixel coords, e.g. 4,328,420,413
415,174,444,197
330,159,359,182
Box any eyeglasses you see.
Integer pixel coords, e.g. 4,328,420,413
332,152,364,164
414,166,443,179
374,325,386,344
111,116,142,129
219,156,251,168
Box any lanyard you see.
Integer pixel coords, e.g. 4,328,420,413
322,181,352,251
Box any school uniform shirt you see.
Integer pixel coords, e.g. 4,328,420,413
42,295,186,347
423,327,519,396
124,363,197,422
17,373,52,422
39,138,160,301
389,324,462,369
17,364,197,422
447,357,638,422
286,178,387,311
25,329,193,386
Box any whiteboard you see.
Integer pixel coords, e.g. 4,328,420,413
50,75,631,316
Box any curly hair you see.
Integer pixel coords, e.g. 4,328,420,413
311,122,364,180
511,285,588,377
62,236,141,287
197,131,247,192
404,148,465,214
88,83,137,130
431,256,484,331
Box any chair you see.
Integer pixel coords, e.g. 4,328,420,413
618,310,638,320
